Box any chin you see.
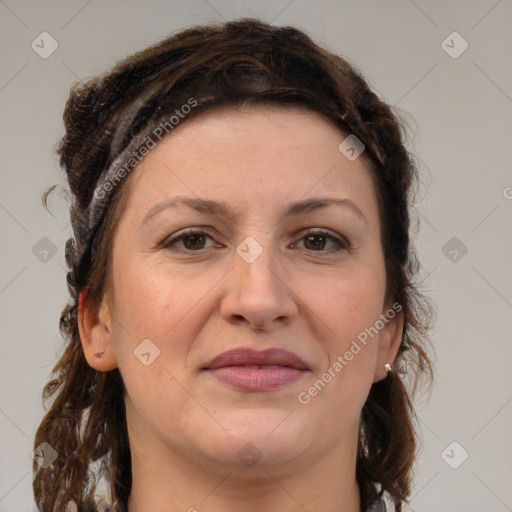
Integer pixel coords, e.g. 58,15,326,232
193,408,315,469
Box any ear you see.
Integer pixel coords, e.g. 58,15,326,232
373,302,404,383
77,288,118,371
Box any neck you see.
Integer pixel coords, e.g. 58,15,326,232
127,462,361,512
125,434,362,512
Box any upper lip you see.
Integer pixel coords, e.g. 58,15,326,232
204,348,309,370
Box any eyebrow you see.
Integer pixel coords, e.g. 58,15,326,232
142,195,368,226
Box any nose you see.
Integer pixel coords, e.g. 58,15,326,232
220,238,299,332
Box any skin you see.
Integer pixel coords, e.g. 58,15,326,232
78,104,403,512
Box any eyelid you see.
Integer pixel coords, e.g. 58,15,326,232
298,228,350,249
159,227,218,250
160,227,350,254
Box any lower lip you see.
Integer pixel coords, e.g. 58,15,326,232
207,366,307,391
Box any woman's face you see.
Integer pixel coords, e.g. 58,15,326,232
82,105,402,474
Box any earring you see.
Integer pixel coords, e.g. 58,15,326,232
384,363,393,375
94,350,105,357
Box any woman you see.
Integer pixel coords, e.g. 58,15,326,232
33,18,434,512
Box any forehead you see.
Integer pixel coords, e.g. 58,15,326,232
120,104,380,224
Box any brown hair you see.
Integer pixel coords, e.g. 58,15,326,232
33,18,434,512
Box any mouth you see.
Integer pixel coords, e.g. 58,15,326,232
203,348,310,391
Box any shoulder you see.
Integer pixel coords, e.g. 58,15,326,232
365,492,389,512
98,502,127,512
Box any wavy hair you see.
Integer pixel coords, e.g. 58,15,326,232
33,18,434,512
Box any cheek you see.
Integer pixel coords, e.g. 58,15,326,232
306,262,385,394
109,256,223,370
112,256,191,330
109,260,203,426
311,263,386,341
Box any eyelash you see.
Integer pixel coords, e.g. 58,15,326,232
160,228,349,254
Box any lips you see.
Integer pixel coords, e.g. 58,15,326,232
204,348,309,371
203,348,309,391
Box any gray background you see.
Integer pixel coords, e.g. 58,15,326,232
1,1,511,511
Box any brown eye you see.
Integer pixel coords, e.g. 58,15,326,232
161,228,347,255
181,233,207,250
296,229,347,253
304,234,327,251
162,230,216,252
